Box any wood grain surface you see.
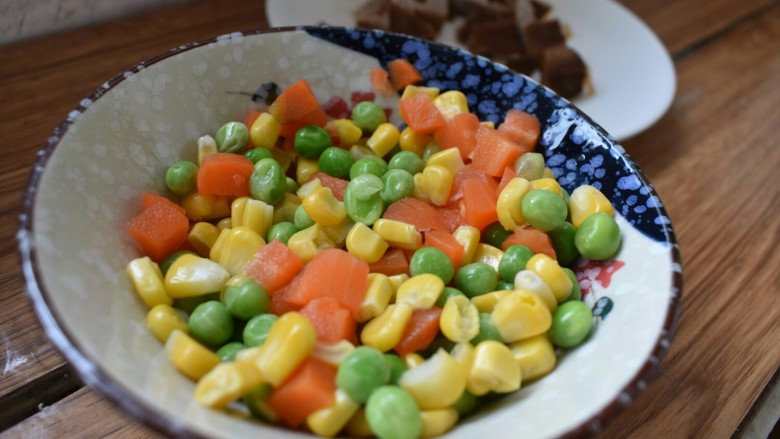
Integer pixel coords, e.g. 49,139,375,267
0,0,778,437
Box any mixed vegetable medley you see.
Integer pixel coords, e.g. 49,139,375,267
125,59,621,439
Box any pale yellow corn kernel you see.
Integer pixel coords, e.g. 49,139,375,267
182,192,231,221
398,349,468,410
569,184,615,228
303,187,347,226
526,253,573,302
235,346,261,363
399,127,432,156
491,290,552,343
426,147,464,176
543,167,555,179
356,273,394,323
345,408,373,437
273,193,302,224
420,408,459,438
497,177,532,231
433,90,469,120
188,222,220,257
287,224,335,262
471,290,512,313
531,177,562,196
404,352,425,369
472,243,504,272
412,172,432,203
481,121,495,129
509,334,557,382
360,303,413,352
450,342,475,369
514,270,557,312
367,123,400,158
419,165,454,206
452,226,480,266
231,197,274,238
217,226,266,275
388,273,410,292
250,112,282,149
326,119,363,148
372,219,422,250
297,178,323,199
296,157,320,185
311,340,356,366
467,340,521,395
216,218,232,230
165,329,220,381
209,227,231,262
350,144,378,161
347,223,389,264
321,218,355,248
254,312,317,387
127,257,171,307
147,304,188,342
396,274,444,309
194,360,263,409
307,389,361,437
440,295,479,343
165,254,230,298
271,147,294,172
197,134,217,165
401,85,440,101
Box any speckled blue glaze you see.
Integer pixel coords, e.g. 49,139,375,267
306,27,674,244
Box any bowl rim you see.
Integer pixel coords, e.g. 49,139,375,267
17,25,682,439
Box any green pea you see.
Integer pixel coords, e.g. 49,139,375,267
409,247,454,284
380,169,415,205
243,383,278,422
266,222,298,244
452,390,477,416
472,312,503,344
188,301,234,346
549,300,593,348
249,158,286,205
318,147,355,180
244,147,274,164
496,280,514,291
455,263,498,298
436,287,466,307
159,250,197,277
513,152,545,181
498,244,534,282
548,221,579,266
575,212,621,260
285,176,298,193
222,275,269,320
365,386,421,439
344,174,384,225
388,151,424,175
293,204,315,229
482,222,512,249
562,268,582,302
521,189,568,232
350,157,386,179
243,313,278,347
215,121,249,153
173,292,220,314
336,346,391,403
421,143,439,162
294,125,332,159
215,341,245,362
351,101,386,133
165,161,198,196
384,354,408,385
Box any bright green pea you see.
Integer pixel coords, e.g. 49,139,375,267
243,313,278,347
244,147,274,164
249,158,286,205
215,341,245,362
384,354,408,385
285,176,298,193
549,300,593,348
455,262,498,298
436,287,465,307
562,268,582,302
452,390,477,415
215,121,249,154
388,151,424,175
222,275,269,320
293,204,315,229
344,174,384,225
482,222,512,249
365,386,422,439
496,280,514,291
498,244,534,282
521,189,568,232
319,147,355,180
336,346,391,403
266,222,298,244
159,250,197,276
409,247,454,284
575,212,621,260
188,301,234,346
380,169,415,205
514,152,545,181
351,101,386,133
165,161,198,196
243,383,278,422
350,157,386,179
548,221,579,266
173,292,220,314
472,312,503,344
294,125,332,159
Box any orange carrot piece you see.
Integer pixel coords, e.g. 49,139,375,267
424,229,465,270
461,178,499,231
300,297,358,344
244,240,304,294
497,109,540,152
471,125,525,177
371,68,396,97
307,172,349,201
394,307,442,357
433,112,480,159
269,79,320,124
388,59,423,91
496,166,518,195
269,282,300,315
279,105,328,139
140,192,186,215
448,165,498,206
368,248,410,276
383,197,450,233
126,201,189,262
502,226,557,259
267,356,337,427
196,152,254,197
438,207,467,233
398,94,446,134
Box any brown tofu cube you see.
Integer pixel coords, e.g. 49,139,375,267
466,19,524,57
354,0,391,30
541,44,586,99
522,19,566,60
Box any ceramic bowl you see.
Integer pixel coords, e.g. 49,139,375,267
19,27,682,438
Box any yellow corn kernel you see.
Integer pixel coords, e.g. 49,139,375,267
165,329,220,380
491,290,552,343
526,253,572,302
350,144,377,161
361,303,413,352
250,112,282,149
440,295,479,343
467,340,521,395
472,243,504,272
297,177,323,199
197,134,217,165
531,177,562,196
497,177,532,230
509,334,557,382
401,85,440,101
452,226,480,266
418,165,454,206
345,408,373,437
147,304,188,342
273,193,302,224
356,273,394,323
398,349,468,410
420,408,459,438
366,123,400,158
514,270,557,312
396,274,444,309
311,340,356,366
399,127,432,156
296,157,320,185
347,223,389,264
182,192,230,221
543,167,555,179
372,219,422,250
321,218,354,248
209,227,230,262
165,254,230,298
481,121,495,129
194,360,264,409
303,187,347,226
287,224,335,262
426,147,464,175
217,226,266,275
188,222,220,257
307,389,361,437
254,312,317,387
388,273,410,292
412,172,432,203
326,119,363,148
405,353,425,369
569,184,615,228
471,290,512,313
433,90,469,120
450,342,475,369
271,147,294,172
231,197,274,238
127,257,171,307
216,218,232,230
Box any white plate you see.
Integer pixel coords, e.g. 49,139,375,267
266,0,676,141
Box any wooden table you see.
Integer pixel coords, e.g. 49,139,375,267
1,0,778,437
